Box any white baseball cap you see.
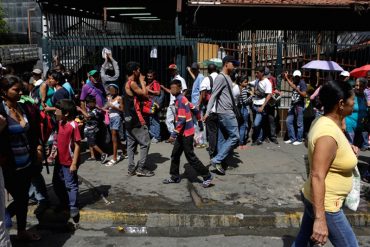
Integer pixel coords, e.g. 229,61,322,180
340,71,350,77
293,70,302,77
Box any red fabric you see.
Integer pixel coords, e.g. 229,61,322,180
57,120,81,166
350,65,370,78
268,76,277,91
171,94,200,138
40,111,53,143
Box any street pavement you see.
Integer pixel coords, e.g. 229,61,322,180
15,137,370,245
30,137,370,228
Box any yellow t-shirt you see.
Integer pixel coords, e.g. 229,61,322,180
303,116,357,212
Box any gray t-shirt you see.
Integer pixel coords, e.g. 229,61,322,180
206,72,235,115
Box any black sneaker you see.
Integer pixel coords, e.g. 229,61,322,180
251,140,263,146
128,170,137,176
136,169,155,177
101,153,109,164
271,139,279,144
162,177,181,184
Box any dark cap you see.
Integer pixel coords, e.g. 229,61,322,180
222,55,240,66
191,62,199,70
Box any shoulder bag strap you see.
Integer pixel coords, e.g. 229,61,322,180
221,74,237,110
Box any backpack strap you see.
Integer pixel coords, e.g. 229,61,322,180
208,76,214,90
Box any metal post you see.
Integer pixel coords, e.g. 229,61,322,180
251,30,256,78
27,8,36,44
276,41,283,82
316,31,322,84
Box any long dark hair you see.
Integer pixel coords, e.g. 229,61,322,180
319,80,353,114
0,75,22,97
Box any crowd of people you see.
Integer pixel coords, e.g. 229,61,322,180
0,50,369,246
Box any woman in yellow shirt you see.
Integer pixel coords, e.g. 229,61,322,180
293,80,359,247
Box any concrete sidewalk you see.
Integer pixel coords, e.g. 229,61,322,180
30,138,370,230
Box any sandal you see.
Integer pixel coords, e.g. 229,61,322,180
17,231,41,242
105,159,118,167
87,157,95,161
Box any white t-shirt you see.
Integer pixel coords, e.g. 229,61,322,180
199,72,218,92
249,78,272,105
170,74,187,105
232,83,240,102
200,72,218,112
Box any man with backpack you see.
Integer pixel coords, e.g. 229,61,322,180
199,63,218,158
30,68,43,104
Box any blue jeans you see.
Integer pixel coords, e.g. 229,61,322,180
239,106,249,145
252,105,265,142
52,165,79,212
346,126,368,149
292,195,358,247
29,170,48,204
212,113,239,164
149,114,161,141
286,105,304,142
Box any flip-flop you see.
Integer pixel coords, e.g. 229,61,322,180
105,159,118,167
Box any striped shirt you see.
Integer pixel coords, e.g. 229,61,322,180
171,94,201,138
4,102,31,170
239,87,250,106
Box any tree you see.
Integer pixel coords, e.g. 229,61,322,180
0,3,9,33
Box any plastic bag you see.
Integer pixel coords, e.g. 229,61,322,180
344,166,361,211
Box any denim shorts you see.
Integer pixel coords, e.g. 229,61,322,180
109,116,122,130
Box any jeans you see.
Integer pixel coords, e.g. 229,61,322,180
286,105,304,142
29,168,49,204
52,165,79,212
3,166,32,231
170,135,210,178
239,106,249,145
346,126,369,149
165,105,176,134
146,114,161,141
206,113,218,158
264,104,277,141
0,168,11,246
212,113,239,164
127,125,151,172
292,195,358,247
252,104,265,142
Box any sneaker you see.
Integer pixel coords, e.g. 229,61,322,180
151,138,159,144
128,170,137,176
292,141,303,146
271,139,279,144
211,161,225,175
136,168,155,177
251,140,263,146
101,153,109,164
202,173,213,188
118,153,128,161
360,146,369,152
284,140,293,144
162,177,181,184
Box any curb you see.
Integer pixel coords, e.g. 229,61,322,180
27,206,370,229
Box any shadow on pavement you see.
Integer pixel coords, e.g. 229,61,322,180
282,235,295,246
10,224,76,247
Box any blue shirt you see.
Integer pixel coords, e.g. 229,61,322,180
191,73,204,105
346,95,367,130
